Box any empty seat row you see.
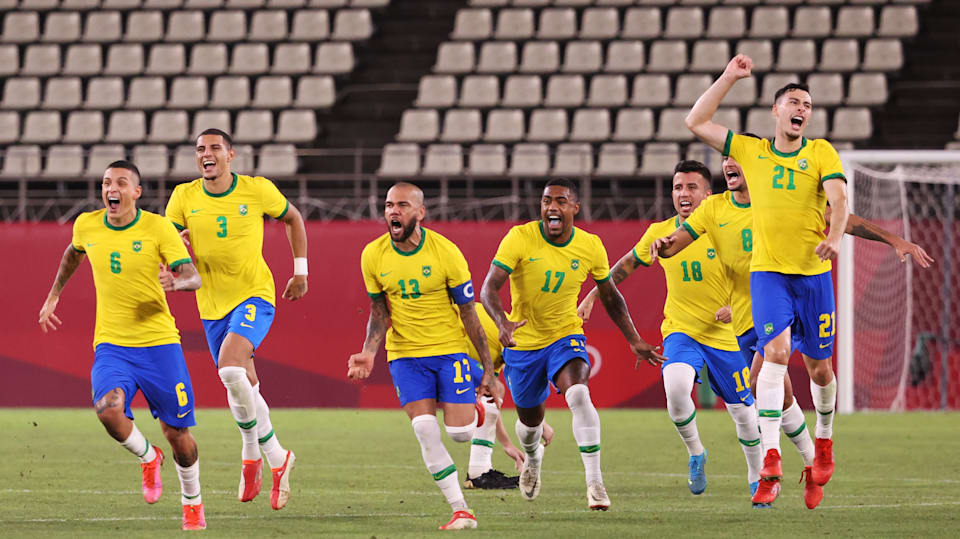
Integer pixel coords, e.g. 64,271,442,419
467,1,927,6
0,109,319,145
1,75,336,110
449,5,917,41
0,142,300,178
433,38,903,74
0,8,373,44
15,0,388,11
0,42,355,77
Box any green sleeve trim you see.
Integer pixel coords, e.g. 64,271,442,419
432,464,457,481
171,221,185,231
821,172,846,184
492,260,513,275
367,291,384,299
594,274,611,284
681,222,699,240
471,439,495,449
631,247,650,267
71,245,85,253
674,410,696,427
722,129,733,157
274,200,290,220
169,257,191,270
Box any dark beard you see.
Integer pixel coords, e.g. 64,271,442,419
391,219,418,243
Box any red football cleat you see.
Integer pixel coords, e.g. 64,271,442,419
812,438,834,486
474,397,486,428
270,450,296,510
182,503,206,531
439,510,477,530
239,458,263,502
801,466,824,509
141,447,164,504
759,448,782,480
751,478,781,505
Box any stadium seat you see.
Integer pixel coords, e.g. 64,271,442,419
656,108,695,141
705,7,745,39
188,44,228,75
127,77,166,109
82,11,122,42
715,107,741,134
537,8,577,40
673,74,712,106
185,0,224,7
594,0,632,5
290,10,330,41
42,78,82,110
468,0,505,6
314,42,355,74
580,8,619,39
234,145,259,175
484,108,524,142
254,76,293,108
269,43,308,74
690,40,730,72
104,44,144,75
639,142,681,177
1,78,41,109
562,41,602,73
62,0,102,9
209,11,247,42
501,75,540,108
612,108,654,141
1,12,39,44
415,75,457,108
631,74,671,107
422,144,463,176
804,108,828,139
166,11,205,42
508,143,549,176
545,75,585,107
664,7,703,38
434,42,475,74
519,41,559,74
647,40,687,73
494,8,534,40
144,0,184,7
125,11,164,43
0,145,42,177
686,142,722,176
228,0,266,7
595,143,637,176
553,143,593,176
63,44,103,76
378,143,420,176
210,77,250,110
744,107,775,138
604,41,645,73
477,41,517,73
396,109,439,142
515,0,550,6
146,44,186,75
846,73,887,106
233,110,274,143
460,75,501,107
169,77,208,109
806,73,844,106
776,40,816,73
792,7,831,38
622,8,661,39
257,144,298,177
148,110,190,143
105,110,147,143
748,7,788,39
21,111,62,144
451,9,492,40
587,75,628,107
440,109,482,142
63,111,105,143
276,109,317,142
570,109,610,142
332,9,374,41
835,7,874,38
81,78,121,110
21,0,60,10
43,145,85,178
309,0,346,6
819,39,859,72
132,144,170,178
250,10,288,41
0,45,17,76
42,12,82,43
22,45,61,76
831,107,872,141
722,77,757,107
760,72,799,104
862,39,902,71
735,40,773,72
171,144,200,177
468,144,507,176
86,144,127,177
878,6,918,38
527,109,568,141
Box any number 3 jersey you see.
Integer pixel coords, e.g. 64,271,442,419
634,217,738,351
71,209,192,348
361,228,475,361
165,173,290,320
492,221,611,351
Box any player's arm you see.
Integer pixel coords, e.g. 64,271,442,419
578,250,640,321
816,179,849,261
158,262,202,292
686,55,754,152
594,278,665,367
826,206,934,268
458,301,499,400
279,203,308,301
348,294,390,380
480,264,526,348
650,227,696,261
495,416,525,471
39,244,86,333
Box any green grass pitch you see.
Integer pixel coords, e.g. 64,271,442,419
1,408,958,537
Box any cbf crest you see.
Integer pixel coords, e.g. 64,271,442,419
422,265,432,277
797,158,808,171
571,259,580,270
706,248,716,259
238,204,248,216
132,240,142,252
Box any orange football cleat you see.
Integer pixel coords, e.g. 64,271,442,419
141,447,164,504
439,510,477,530
801,466,824,509
239,458,263,502
270,451,296,510
182,503,206,531
812,438,834,486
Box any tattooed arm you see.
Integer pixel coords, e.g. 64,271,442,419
39,244,86,333
347,294,390,380
826,206,934,268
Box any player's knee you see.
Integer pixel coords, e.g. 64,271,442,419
411,414,441,446
445,423,475,443
564,383,591,409
764,346,790,363
218,365,248,385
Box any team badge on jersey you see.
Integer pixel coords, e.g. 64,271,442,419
764,322,774,335
706,248,716,259
571,259,580,270
798,158,808,170
238,204,248,216
422,265,431,277
132,240,142,252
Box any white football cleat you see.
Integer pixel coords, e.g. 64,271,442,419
587,481,610,511
519,445,543,501
439,510,477,530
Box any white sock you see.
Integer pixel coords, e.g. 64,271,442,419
781,399,814,466
253,384,287,469
811,377,837,439
411,415,467,512
218,366,260,461
120,423,157,464
663,363,705,456
725,402,762,484
565,384,603,485
175,460,202,506
468,399,499,478
515,418,543,456
756,362,787,453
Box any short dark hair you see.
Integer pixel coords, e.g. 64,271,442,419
774,82,810,104
198,128,233,148
544,178,579,200
673,160,712,187
106,160,141,183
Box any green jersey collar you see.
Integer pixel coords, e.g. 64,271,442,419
391,227,426,256
539,220,575,247
202,173,238,198
103,208,141,231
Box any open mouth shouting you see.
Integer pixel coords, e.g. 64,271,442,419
789,115,804,131
389,217,403,235
106,195,121,213
544,213,563,234
202,159,216,176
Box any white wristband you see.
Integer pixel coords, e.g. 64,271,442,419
293,257,308,276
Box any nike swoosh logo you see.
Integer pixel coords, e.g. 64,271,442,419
191,208,203,213
718,223,729,227
380,272,392,277
819,343,831,349
757,155,768,159
240,322,253,328
528,257,542,262
177,409,191,418
456,388,470,395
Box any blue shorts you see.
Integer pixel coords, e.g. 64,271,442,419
751,271,835,360
388,353,477,407
736,329,760,366
662,333,754,406
91,343,196,428
502,334,589,409
201,297,275,365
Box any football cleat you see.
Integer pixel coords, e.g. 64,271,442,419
439,510,477,530
587,481,610,511
812,438,834,486
519,445,543,501
688,449,707,495
801,466,824,509
182,503,206,531
750,481,772,509
463,468,519,490
141,446,164,504
751,478,781,505
239,458,263,502
759,448,783,481
270,450,296,510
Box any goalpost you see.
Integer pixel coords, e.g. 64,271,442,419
837,150,960,413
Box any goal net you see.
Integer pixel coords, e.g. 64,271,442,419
837,150,960,412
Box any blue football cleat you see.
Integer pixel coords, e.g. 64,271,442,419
688,450,707,495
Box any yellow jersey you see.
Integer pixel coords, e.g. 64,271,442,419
71,209,192,348
723,131,845,276
683,191,755,336
492,221,611,350
461,302,505,373
361,227,474,361
634,216,738,351
165,173,289,320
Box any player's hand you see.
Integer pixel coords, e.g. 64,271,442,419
477,370,498,402
577,295,596,322
282,275,308,301
723,54,753,81
347,351,375,380
497,319,527,348
542,421,555,447
894,239,934,268
815,236,842,261
630,338,666,368
715,306,732,324
503,445,525,472
38,295,62,333
158,264,177,292
178,228,191,247
650,236,673,262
